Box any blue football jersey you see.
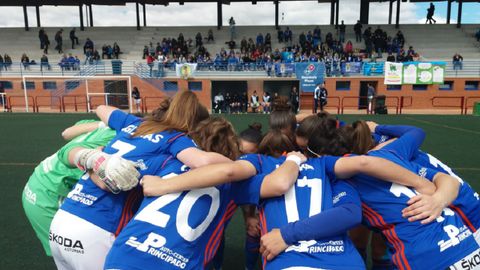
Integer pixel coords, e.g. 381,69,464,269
235,154,365,270
61,110,197,233
352,148,480,270
374,126,480,232
104,158,242,270
413,151,480,232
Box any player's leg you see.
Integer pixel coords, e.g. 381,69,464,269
245,233,260,270
349,225,371,262
50,209,115,270
371,232,393,270
22,182,59,256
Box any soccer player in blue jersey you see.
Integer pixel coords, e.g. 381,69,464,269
370,122,480,234
104,117,246,270
49,91,231,270
261,121,480,270
141,128,433,270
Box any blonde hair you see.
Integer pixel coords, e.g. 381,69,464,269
134,91,209,136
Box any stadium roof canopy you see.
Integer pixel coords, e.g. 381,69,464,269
7,0,475,31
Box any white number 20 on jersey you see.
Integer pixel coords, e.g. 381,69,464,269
134,173,220,242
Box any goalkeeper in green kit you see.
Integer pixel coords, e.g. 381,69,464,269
21,120,116,256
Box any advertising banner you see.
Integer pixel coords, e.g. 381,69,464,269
294,62,325,92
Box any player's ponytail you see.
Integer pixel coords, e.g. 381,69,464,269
134,91,209,136
258,130,295,158
350,121,374,154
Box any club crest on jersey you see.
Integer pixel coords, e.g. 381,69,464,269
125,233,189,269
49,231,84,254
299,163,314,171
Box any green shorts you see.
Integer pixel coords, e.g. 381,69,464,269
22,182,62,257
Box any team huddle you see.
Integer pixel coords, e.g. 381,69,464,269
21,91,480,270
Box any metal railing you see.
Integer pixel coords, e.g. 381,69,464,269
1,60,480,78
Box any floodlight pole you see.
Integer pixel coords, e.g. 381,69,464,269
89,5,94,27
143,4,147,27
217,1,223,30
456,0,463,28
79,5,85,31
36,6,41,27
446,0,452,24
330,0,335,25
23,5,29,31
274,1,279,30
136,2,141,30
388,0,393,25
395,0,400,29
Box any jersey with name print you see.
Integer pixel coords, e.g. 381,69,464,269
61,110,197,233
373,125,480,232
236,154,365,270
354,148,479,270
104,157,242,270
413,150,480,232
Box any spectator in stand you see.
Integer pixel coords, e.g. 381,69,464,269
39,32,49,55
344,40,353,54
132,86,141,113
386,52,396,62
256,33,264,48
113,42,121,59
84,38,94,55
146,54,155,75
69,28,79,49
406,46,416,61
299,32,306,50
74,56,81,70
284,27,292,43
54,29,63,54
277,27,284,43
67,53,76,70
142,45,149,59
313,26,322,45
39,28,46,49
0,54,3,71
195,32,203,48
354,20,363,42
313,83,320,113
319,83,328,111
241,92,249,113
224,92,232,113
240,37,248,52
207,29,214,43
40,54,51,71
453,53,464,71
59,54,68,70
396,30,405,48
250,90,260,113
226,39,236,50
21,53,30,70
426,3,436,24
229,17,236,40
339,20,346,43
265,33,272,50
4,54,12,70
476,29,480,42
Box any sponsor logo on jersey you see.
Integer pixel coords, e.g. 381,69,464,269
286,240,345,254
299,164,314,171
438,225,473,252
450,248,480,270
125,233,189,269
418,167,428,178
66,184,98,206
49,231,84,254
333,192,347,205
23,184,36,205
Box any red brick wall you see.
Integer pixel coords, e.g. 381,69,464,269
2,76,479,113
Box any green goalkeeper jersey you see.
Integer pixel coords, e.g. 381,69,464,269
25,120,116,202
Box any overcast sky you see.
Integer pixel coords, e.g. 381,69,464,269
0,1,478,27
